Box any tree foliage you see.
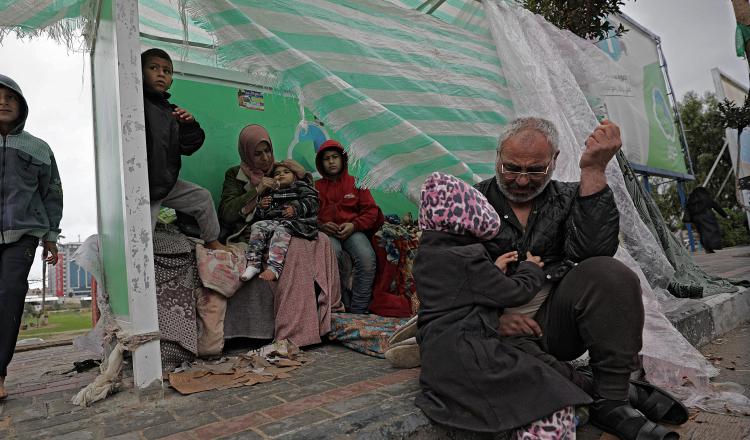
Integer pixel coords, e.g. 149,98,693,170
521,0,629,41
718,95,750,132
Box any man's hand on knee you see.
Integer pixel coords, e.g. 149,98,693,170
498,313,543,337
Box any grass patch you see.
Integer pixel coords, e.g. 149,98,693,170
19,309,92,340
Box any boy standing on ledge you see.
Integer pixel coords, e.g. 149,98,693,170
141,48,226,250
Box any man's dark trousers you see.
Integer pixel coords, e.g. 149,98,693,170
536,256,644,400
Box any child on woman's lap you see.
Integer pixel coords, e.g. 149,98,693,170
241,160,319,281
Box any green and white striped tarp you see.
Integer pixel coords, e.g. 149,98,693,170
0,0,88,27
183,0,512,196
1,0,513,198
386,0,490,38
0,0,93,49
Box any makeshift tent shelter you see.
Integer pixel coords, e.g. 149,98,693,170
2,0,747,411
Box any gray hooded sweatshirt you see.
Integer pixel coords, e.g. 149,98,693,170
0,74,63,244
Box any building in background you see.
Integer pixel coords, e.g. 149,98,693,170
48,242,95,297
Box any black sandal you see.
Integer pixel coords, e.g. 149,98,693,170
592,403,679,440
630,379,689,425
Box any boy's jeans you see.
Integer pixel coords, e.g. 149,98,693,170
329,232,376,314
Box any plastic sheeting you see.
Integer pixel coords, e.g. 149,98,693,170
483,0,750,413
483,1,675,291
72,235,110,358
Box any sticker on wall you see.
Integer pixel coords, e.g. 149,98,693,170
286,116,329,174
238,89,265,111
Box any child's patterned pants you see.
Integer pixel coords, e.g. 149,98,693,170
246,220,292,278
511,406,576,440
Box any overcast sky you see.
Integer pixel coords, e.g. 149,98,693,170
622,0,748,97
0,0,745,287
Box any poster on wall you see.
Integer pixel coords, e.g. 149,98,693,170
596,14,689,177
238,89,265,111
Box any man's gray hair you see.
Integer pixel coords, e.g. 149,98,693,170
496,117,560,155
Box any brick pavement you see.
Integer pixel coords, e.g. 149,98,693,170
690,245,750,281
1,246,749,439
1,344,433,439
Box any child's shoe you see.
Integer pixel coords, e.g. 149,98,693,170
241,266,261,281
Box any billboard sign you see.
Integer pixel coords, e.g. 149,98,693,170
596,14,689,177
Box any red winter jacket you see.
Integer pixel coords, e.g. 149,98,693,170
315,140,384,233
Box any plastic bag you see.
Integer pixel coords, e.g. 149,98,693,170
195,244,247,297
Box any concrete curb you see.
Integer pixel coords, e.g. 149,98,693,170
666,286,750,347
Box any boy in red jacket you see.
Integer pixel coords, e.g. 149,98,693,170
315,140,383,314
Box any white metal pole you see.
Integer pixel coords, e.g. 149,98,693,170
92,0,162,389
114,0,162,389
702,140,729,187
717,168,734,198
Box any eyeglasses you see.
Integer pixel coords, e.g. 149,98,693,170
499,160,554,179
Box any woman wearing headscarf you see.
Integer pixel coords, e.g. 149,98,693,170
219,124,278,227
219,125,343,347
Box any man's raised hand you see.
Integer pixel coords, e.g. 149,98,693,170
579,119,622,172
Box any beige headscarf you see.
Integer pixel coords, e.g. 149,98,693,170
238,124,274,186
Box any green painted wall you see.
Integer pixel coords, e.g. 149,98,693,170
93,0,129,316
172,77,417,217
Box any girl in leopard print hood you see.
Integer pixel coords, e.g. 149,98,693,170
413,172,587,437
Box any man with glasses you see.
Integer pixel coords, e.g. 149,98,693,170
475,117,684,440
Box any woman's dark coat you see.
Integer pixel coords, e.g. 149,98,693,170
685,187,728,252
414,231,591,433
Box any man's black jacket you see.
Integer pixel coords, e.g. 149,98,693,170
475,178,620,281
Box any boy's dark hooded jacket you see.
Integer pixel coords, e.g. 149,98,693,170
143,87,205,200
0,74,63,244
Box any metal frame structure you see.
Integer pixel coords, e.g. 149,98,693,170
711,68,750,231
91,0,162,389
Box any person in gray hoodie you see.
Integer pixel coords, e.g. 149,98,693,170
0,74,63,400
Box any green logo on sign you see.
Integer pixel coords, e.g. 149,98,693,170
652,88,676,142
